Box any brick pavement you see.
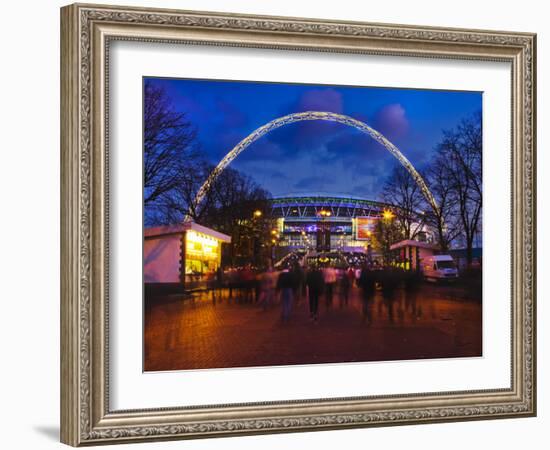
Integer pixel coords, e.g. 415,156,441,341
144,284,482,371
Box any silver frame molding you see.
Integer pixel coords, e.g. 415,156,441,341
60,3,536,446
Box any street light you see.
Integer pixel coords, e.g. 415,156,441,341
382,209,395,221
253,209,262,218
317,209,332,252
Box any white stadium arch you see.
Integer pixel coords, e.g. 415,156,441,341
191,111,439,219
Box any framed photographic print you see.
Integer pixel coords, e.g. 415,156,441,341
60,3,537,446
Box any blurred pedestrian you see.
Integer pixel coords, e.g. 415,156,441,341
322,265,337,309
380,268,398,322
358,263,376,325
404,269,421,320
258,267,277,311
306,265,324,322
241,264,256,303
339,268,351,308
346,266,355,287
213,265,224,304
276,269,296,323
291,262,305,305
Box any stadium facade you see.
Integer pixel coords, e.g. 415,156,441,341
270,194,432,254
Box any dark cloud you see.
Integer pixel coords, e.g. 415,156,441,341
297,89,343,113
215,98,250,129
148,77,481,201
352,181,379,198
324,129,386,162
262,89,346,155
293,175,331,190
319,104,413,181
233,163,289,181
211,100,414,200
232,138,287,162
372,103,409,140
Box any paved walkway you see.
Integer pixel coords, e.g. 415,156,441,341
144,284,481,371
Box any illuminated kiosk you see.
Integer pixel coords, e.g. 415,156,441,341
144,222,231,293
389,239,439,271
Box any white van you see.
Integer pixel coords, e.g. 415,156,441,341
422,255,459,282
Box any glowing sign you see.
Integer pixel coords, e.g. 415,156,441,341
186,231,220,260
356,217,375,240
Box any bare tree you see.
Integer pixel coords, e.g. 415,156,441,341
147,160,211,225
148,157,274,266
432,112,482,265
424,160,461,252
198,167,273,267
198,167,268,224
381,165,426,240
143,80,198,208
371,215,405,265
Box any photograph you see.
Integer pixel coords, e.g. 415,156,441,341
142,78,483,372
57,2,536,446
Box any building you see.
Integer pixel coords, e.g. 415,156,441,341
270,194,432,254
144,222,231,291
389,239,439,271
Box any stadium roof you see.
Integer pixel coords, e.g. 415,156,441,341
271,194,392,219
273,192,378,202
271,194,391,209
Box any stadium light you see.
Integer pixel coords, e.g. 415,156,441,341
383,209,395,221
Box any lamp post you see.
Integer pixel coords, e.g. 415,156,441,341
381,208,396,266
251,209,264,267
317,209,332,252
382,209,395,221
270,228,279,264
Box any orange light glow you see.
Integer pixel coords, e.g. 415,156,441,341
383,209,395,220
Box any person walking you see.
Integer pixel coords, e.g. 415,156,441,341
380,267,398,323
241,264,256,303
306,265,325,322
404,269,421,320
290,262,305,305
322,265,337,309
258,266,277,311
213,265,224,304
276,268,296,323
339,268,351,308
358,263,376,325
347,266,356,287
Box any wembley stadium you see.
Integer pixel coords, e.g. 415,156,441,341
270,194,433,268
271,194,393,252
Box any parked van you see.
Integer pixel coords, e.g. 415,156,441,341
422,255,459,282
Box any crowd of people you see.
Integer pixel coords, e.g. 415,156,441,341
215,262,422,325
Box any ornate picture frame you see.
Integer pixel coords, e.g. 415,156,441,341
60,3,536,446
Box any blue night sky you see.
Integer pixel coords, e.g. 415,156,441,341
145,77,482,201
